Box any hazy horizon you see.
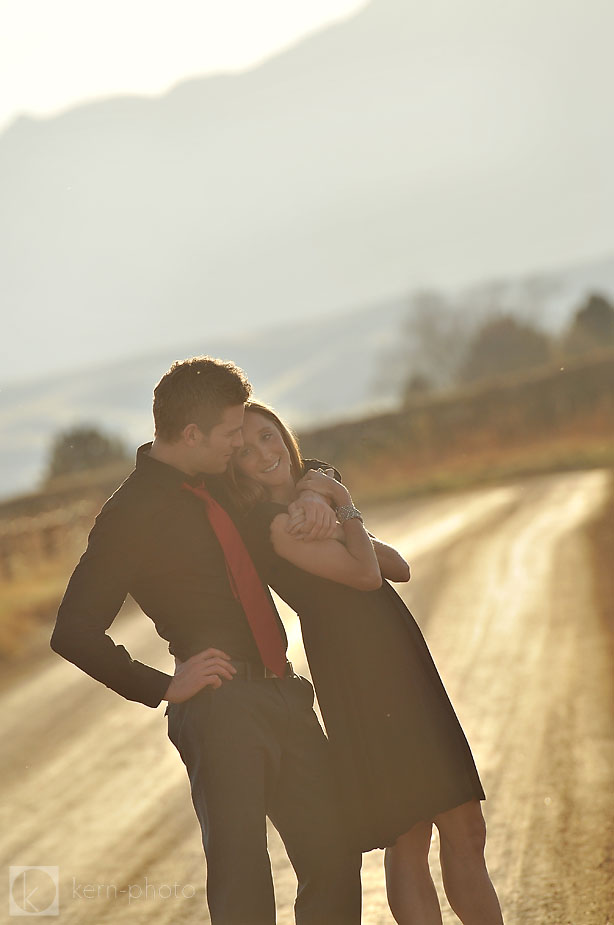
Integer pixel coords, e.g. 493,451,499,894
3,0,613,385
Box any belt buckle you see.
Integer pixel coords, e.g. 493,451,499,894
262,661,292,679
238,659,293,680
281,660,294,679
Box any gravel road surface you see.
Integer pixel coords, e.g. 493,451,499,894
1,470,612,924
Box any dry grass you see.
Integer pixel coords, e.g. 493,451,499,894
0,503,97,660
341,431,614,504
300,350,614,504
0,567,72,659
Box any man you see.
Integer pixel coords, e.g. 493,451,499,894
50,356,361,925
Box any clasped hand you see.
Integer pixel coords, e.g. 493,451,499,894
286,468,352,542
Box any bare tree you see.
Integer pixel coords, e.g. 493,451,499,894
402,290,480,391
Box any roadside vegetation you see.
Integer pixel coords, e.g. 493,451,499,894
303,349,614,503
2,293,614,660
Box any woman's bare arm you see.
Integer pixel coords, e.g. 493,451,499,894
295,468,410,583
270,467,382,590
331,525,410,582
370,535,410,582
270,513,382,591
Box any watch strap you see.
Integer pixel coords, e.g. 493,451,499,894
337,504,364,524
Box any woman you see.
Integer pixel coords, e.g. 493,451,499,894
227,400,504,925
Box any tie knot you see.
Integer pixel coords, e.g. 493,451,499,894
183,480,212,502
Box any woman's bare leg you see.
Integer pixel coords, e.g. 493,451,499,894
384,820,443,925
435,800,504,924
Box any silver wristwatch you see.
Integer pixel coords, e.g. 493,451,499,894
336,503,364,524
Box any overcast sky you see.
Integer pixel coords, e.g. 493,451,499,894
1,0,613,386
0,0,364,129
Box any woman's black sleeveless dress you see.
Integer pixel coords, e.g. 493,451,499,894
244,497,486,853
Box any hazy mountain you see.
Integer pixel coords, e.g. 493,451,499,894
3,252,614,500
2,0,613,382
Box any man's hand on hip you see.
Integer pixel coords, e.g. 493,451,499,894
164,648,236,703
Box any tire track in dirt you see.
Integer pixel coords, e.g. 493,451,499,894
1,471,611,923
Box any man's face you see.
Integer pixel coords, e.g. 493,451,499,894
194,404,245,474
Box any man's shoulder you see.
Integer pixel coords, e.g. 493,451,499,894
302,458,341,482
93,468,168,532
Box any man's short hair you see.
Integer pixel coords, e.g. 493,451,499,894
153,356,252,442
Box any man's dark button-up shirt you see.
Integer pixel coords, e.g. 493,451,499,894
50,444,287,709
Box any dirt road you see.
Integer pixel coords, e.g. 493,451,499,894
1,470,612,923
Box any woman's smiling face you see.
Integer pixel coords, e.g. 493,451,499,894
234,411,293,490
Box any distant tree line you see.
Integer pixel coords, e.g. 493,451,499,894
43,292,614,480
45,425,129,483
401,291,614,404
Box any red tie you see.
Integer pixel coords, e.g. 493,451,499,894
183,481,288,678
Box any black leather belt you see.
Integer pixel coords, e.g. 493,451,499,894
229,658,295,680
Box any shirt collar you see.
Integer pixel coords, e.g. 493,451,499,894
135,442,207,489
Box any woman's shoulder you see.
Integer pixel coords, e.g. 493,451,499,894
241,500,289,570
243,500,288,536
248,498,288,518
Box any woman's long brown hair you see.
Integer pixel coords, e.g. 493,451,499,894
225,400,304,513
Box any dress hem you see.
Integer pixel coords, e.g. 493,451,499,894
358,791,487,853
